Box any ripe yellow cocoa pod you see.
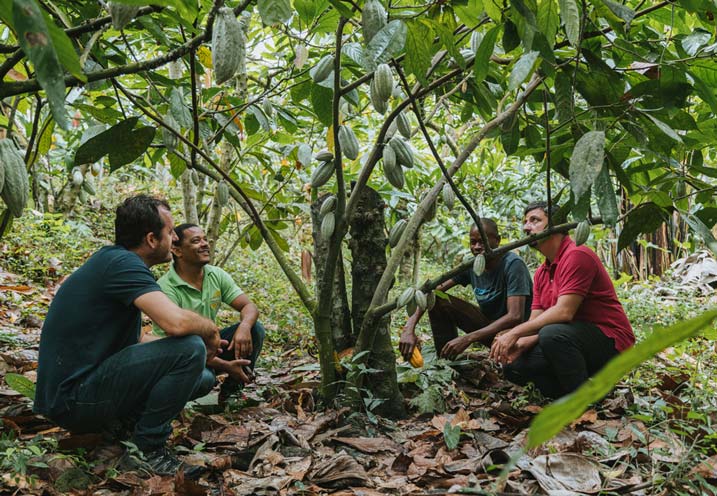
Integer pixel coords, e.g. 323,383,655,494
409,347,424,368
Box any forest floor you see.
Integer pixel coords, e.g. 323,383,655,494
2,214,717,495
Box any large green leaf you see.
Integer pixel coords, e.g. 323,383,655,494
558,0,580,46
528,309,717,448
257,0,293,25
363,20,407,72
682,28,712,56
45,14,85,82
74,117,156,171
5,373,35,400
454,0,484,27
508,51,540,91
553,70,573,122
405,20,434,85
108,0,196,19
642,113,683,143
617,202,667,251
537,0,559,46
13,0,70,129
310,84,334,127
593,165,618,226
474,26,499,85
568,130,605,200
682,212,717,255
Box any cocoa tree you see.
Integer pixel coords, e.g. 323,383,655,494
2,0,717,413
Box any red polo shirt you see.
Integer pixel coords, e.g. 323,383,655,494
532,236,634,351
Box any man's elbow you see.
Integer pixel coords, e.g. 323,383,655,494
505,312,524,327
161,311,195,336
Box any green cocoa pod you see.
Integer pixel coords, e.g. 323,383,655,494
396,112,411,139
217,181,229,206
397,286,415,309
320,195,337,215
315,149,334,162
388,218,407,248
389,137,413,168
374,63,394,102
262,98,274,118
574,220,591,246
362,0,387,45
406,298,417,317
0,154,5,194
383,146,404,189
72,168,84,186
312,55,334,83
385,120,397,139
442,183,456,210
78,189,88,203
470,31,482,54
108,2,139,30
311,160,334,188
162,113,178,152
321,212,335,239
82,176,96,195
338,125,359,160
0,139,28,218
414,290,427,311
370,78,388,115
473,253,486,276
297,144,312,166
425,291,436,311
425,194,437,221
212,7,244,85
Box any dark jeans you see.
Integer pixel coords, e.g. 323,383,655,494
217,321,265,370
53,322,265,451
428,295,491,354
502,321,618,398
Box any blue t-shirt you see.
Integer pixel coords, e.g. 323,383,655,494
453,251,533,322
34,246,161,418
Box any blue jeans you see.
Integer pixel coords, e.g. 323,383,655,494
217,320,265,370
52,322,265,451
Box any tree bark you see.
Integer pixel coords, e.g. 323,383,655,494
206,141,232,262
349,186,406,418
311,195,353,353
181,169,199,225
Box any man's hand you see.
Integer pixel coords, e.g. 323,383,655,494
489,331,519,364
203,331,222,363
228,324,253,360
222,358,253,384
441,335,472,360
399,327,419,361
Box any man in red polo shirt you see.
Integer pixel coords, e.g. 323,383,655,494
489,201,634,398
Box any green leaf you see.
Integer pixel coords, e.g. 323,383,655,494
527,309,717,448
257,0,293,25
13,0,70,129
536,0,559,46
454,0,484,27
599,0,635,24
617,202,666,251
405,20,434,85
474,26,499,85
558,0,580,46
310,84,334,127
74,117,157,171
569,130,605,200
682,213,717,256
295,0,328,24
168,152,187,179
5,373,35,400
642,113,683,143
593,165,618,226
554,70,573,122
443,423,461,451
110,0,196,19
327,0,354,19
247,105,271,132
170,88,192,129
484,0,502,21
508,51,540,90
363,20,407,72
45,15,86,82
682,28,712,56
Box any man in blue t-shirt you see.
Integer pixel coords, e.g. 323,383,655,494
35,195,231,478
400,218,533,361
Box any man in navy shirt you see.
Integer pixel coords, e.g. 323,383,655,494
400,218,533,361
35,195,233,478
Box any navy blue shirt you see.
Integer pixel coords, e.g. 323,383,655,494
453,251,533,322
34,246,160,417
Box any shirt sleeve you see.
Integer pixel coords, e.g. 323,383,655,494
505,258,532,297
556,249,598,297
152,275,178,336
215,267,243,304
531,266,546,310
452,270,471,287
103,252,161,306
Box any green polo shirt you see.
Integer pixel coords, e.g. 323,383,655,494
153,263,243,336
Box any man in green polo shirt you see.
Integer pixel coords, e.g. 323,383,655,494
155,223,265,400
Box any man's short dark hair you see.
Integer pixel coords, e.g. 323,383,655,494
115,195,170,249
524,201,560,218
174,223,200,245
471,218,500,238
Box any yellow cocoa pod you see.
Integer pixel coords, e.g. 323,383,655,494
409,347,424,368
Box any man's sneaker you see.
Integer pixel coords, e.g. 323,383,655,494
118,446,203,479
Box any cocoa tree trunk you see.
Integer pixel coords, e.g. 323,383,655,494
349,186,406,418
311,195,353,353
206,141,232,262
181,169,199,225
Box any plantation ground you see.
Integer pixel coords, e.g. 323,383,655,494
2,211,717,495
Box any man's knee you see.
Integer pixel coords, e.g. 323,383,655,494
538,323,573,350
171,335,207,367
251,321,266,343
